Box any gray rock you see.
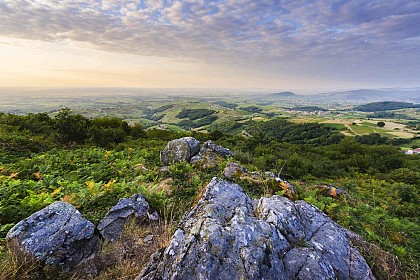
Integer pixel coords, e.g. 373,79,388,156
138,178,375,280
223,161,247,178
97,194,158,242
190,141,234,169
160,137,200,165
6,201,99,268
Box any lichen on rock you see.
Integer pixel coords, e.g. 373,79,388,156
160,137,200,165
97,194,159,242
138,178,375,280
6,201,99,269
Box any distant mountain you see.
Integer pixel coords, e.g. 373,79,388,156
355,101,420,112
309,88,420,104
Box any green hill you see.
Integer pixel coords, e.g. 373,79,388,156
355,101,420,112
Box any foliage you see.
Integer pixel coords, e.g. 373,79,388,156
248,118,344,145
0,110,419,279
367,111,415,120
355,101,420,112
293,106,327,112
176,108,215,120
377,121,385,128
214,101,237,109
240,106,263,113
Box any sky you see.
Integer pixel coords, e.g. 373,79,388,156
0,0,419,91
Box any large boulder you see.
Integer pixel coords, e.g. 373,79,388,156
138,178,375,280
97,194,159,241
6,201,99,269
160,137,200,165
190,140,234,169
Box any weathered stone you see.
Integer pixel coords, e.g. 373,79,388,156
6,201,99,269
138,178,375,280
160,137,200,165
223,161,247,178
190,141,234,169
97,194,158,242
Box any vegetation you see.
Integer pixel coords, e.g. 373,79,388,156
176,108,215,120
377,121,385,128
0,109,419,279
214,101,237,109
367,111,416,120
240,106,263,113
355,101,420,112
293,106,327,112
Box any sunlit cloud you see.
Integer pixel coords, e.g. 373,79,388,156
0,0,419,89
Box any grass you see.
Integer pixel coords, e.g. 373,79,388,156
349,124,376,134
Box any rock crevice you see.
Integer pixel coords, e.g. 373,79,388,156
138,178,375,280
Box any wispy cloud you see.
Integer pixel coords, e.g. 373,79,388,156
1,0,419,87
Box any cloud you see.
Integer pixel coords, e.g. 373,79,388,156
0,0,419,86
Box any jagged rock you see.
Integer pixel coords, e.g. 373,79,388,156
97,194,158,241
160,137,200,165
190,141,234,169
6,201,99,269
138,178,375,280
223,161,247,178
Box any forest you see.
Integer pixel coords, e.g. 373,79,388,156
355,101,420,112
0,109,419,279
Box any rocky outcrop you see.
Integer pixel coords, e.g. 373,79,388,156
190,141,234,169
98,194,159,242
160,137,200,165
138,178,375,280
6,201,99,269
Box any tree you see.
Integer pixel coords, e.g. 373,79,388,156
54,108,90,144
377,121,385,128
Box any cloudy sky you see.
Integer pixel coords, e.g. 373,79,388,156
0,0,419,90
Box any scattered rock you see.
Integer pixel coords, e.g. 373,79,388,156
97,194,159,242
160,137,200,165
138,178,375,280
190,141,234,170
6,201,99,269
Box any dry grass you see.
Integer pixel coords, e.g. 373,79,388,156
1,214,175,280
349,233,414,280
73,216,175,280
0,244,60,280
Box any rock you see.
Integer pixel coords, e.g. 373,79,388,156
223,162,247,178
143,235,154,243
6,201,99,269
138,178,375,280
311,184,349,198
97,194,159,242
190,141,234,169
160,137,200,165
